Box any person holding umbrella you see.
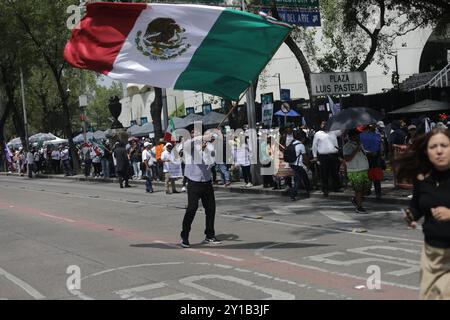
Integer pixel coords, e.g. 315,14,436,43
343,129,371,213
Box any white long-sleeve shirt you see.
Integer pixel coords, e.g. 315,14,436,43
312,130,340,157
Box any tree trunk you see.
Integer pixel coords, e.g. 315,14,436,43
151,87,163,141
271,7,316,108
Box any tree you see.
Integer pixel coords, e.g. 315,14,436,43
256,0,449,100
9,0,83,169
0,2,35,150
87,82,123,130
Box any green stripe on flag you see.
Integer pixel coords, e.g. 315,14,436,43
174,9,291,100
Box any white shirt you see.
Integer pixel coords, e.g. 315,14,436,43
234,143,252,166
285,134,294,147
343,141,369,172
290,140,306,167
142,149,154,167
60,148,69,161
51,150,60,160
161,150,171,173
312,130,340,157
26,152,34,164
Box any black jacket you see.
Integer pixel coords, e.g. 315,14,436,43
410,168,450,248
113,143,130,173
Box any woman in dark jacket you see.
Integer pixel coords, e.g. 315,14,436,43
395,127,450,299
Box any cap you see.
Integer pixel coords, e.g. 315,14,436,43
377,121,385,128
144,142,151,147
408,125,416,130
165,143,172,148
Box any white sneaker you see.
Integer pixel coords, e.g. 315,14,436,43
181,186,186,192
246,183,253,187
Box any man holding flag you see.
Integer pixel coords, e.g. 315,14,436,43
63,1,291,247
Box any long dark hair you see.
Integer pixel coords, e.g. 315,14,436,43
394,127,450,181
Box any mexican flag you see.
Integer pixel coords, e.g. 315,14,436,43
164,118,176,142
64,2,291,100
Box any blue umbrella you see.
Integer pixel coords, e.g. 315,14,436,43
274,109,300,117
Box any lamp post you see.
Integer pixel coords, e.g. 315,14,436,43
79,95,88,144
169,95,178,117
272,73,281,100
19,67,29,152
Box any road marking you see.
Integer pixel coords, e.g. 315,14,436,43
115,282,167,299
69,289,94,300
254,245,420,291
82,262,185,280
154,240,244,262
319,210,359,223
0,267,46,300
221,214,423,244
40,213,76,223
179,274,295,300
270,206,294,215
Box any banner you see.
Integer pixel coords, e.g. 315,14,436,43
310,72,368,96
261,93,274,128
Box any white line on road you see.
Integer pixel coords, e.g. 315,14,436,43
39,213,76,223
221,213,423,244
319,210,359,223
0,267,46,300
154,240,244,262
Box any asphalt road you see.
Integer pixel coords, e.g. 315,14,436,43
0,175,423,301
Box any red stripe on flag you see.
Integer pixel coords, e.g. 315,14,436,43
64,2,147,75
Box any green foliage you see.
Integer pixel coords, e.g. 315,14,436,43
87,82,124,130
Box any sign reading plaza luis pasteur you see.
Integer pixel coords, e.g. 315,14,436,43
310,72,368,96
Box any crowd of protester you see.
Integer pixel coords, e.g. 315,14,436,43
3,113,449,212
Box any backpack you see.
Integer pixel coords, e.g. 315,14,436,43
283,142,300,163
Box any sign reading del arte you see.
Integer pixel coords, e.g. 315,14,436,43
310,72,368,96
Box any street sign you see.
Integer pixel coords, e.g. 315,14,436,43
260,0,320,8
261,93,274,128
310,72,368,96
280,89,291,101
276,9,321,27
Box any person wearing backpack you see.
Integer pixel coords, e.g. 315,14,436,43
286,130,311,201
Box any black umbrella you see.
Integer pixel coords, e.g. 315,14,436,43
325,107,383,131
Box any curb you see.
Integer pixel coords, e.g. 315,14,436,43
0,172,411,206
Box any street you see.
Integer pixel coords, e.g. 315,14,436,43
0,175,422,300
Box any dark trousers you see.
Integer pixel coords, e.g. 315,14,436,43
367,152,382,197
84,159,92,177
290,164,311,198
93,162,101,176
118,169,129,187
318,153,341,193
52,159,60,174
181,180,216,239
241,165,252,184
62,159,72,176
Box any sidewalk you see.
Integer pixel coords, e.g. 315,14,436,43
1,171,413,206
